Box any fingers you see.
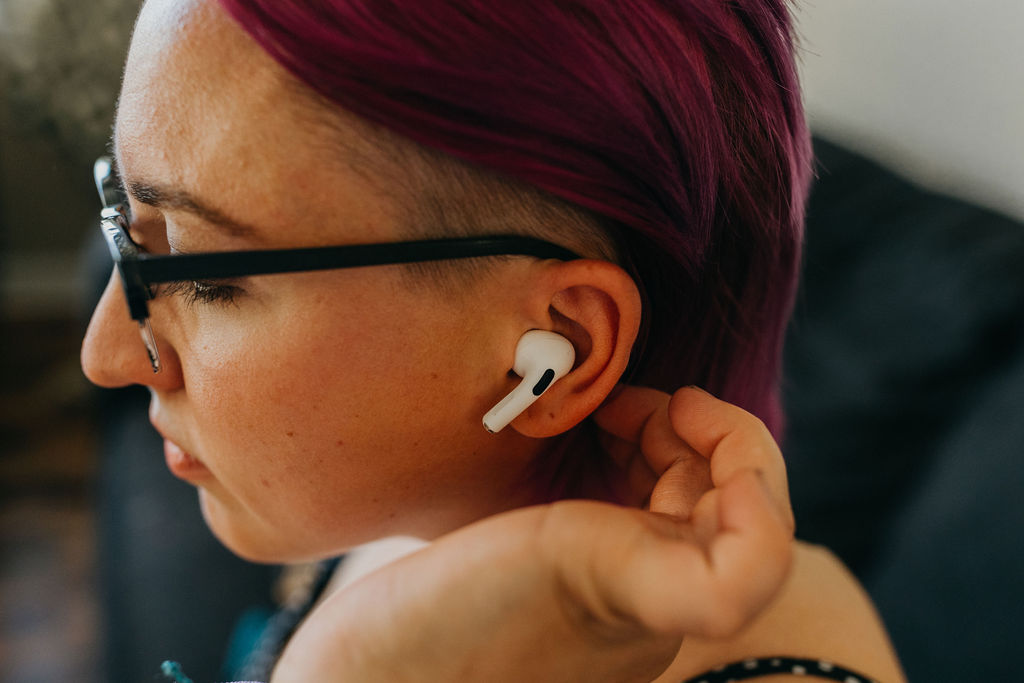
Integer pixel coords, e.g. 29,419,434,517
595,385,703,476
594,385,706,511
594,384,794,530
614,470,793,639
593,385,671,444
695,469,793,636
550,386,798,650
667,388,794,532
647,457,712,518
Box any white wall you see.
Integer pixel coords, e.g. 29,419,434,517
795,0,1024,221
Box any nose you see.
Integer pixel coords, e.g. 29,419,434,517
81,270,181,389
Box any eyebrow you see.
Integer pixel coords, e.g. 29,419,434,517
108,123,262,239
124,179,259,239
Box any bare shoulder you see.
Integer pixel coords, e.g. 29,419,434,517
655,541,907,683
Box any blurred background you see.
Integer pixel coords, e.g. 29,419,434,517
1,0,1021,681
1,1,139,681
797,0,1024,224
1,2,282,682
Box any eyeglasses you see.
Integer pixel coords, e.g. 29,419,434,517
93,157,580,374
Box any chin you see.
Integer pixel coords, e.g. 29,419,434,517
197,489,343,564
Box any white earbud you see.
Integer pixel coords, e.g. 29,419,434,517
482,330,575,434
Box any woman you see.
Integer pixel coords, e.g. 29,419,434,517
82,0,904,680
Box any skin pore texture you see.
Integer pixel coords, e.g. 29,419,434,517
81,0,640,563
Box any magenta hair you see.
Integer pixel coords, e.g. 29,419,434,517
217,0,812,443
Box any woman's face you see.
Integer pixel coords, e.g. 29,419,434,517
82,0,547,562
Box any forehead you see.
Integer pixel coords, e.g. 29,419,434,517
117,0,273,171
115,0,401,244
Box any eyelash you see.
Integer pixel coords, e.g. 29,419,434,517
116,201,242,309
160,280,242,308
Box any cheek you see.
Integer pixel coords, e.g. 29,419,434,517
180,317,410,552
183,306,376,461
179,286,486,502
166,272,513,557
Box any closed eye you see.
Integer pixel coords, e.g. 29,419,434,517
160,280,243,308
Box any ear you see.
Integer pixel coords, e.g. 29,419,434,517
509,259,641,438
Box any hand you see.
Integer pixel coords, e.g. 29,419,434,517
593,384,794,531
272,387,795,683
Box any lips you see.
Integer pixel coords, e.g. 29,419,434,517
162,437,211,481
150,403,211,482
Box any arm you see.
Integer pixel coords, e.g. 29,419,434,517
659,542,906,683
272,387,897,682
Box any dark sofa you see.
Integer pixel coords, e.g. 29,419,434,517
784,138,1024,681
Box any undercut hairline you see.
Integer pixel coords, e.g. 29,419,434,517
281,75,620,268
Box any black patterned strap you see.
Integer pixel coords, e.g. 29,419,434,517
682,656,878,683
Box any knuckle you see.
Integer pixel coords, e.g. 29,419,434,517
737,409,772,441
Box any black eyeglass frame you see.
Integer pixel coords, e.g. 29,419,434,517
93,156,581,372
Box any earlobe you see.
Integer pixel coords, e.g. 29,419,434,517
506,259,641,438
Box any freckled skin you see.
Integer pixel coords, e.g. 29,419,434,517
81,0,552,563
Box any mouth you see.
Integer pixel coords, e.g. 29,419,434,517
162,437,212,482
150,403,212,482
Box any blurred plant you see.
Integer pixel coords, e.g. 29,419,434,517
0,0,141,166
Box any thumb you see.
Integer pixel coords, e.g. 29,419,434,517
603,470,793,638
